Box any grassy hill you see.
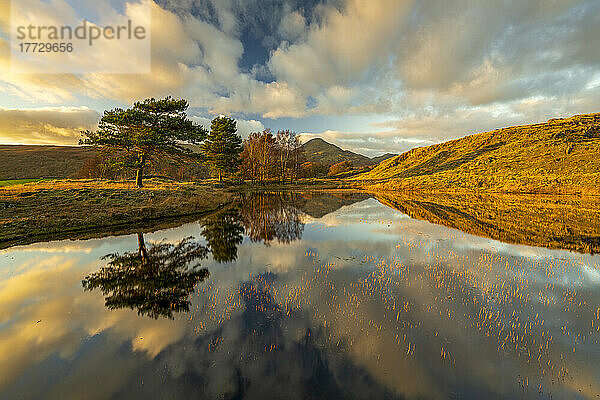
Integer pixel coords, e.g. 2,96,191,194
0,144,208,181
353,113,600,195
301,138,395,167
0,145,95,180
370,153,397,164
0,139,393,180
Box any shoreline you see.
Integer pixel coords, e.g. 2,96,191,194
2,178,600,253
0,179,345,249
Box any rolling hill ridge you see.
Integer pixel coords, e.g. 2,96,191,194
0,145,95,180
0,138,393,180
354,113,600,195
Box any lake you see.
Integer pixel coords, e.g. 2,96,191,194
1,192,599,399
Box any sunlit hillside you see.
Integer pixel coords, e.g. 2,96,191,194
354,113,600,195
0,145,94,180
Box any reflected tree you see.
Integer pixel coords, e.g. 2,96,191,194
201,208,245,263
82,233,209,319
240,193,304,245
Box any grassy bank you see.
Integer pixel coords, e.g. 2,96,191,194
232,178,344,192
0,179,235,248
0,178,349,249
4,178,599,254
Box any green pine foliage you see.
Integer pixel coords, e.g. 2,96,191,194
80,96,206,187
201,207,244,263
82,234,209,319
202,116,243,181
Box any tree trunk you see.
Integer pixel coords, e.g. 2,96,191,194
136,153,145,188
136,167,143,187
137,233,149,266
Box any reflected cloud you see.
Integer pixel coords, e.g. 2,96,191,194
1,194,600,399
0,252,192,395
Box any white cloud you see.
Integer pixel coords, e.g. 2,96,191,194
0,0,598,151
9,0,151,74
191,116,264,139
0,107,99,145
278,10,306,42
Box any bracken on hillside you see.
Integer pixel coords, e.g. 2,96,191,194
353,113,600,195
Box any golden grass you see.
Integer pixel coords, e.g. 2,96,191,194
0,179,234,246
353,113,600,195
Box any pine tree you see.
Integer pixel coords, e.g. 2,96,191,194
82,234,209,319
202,116,243,181
80,97,206,187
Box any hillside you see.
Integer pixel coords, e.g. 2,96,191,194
370,153,397,164
0,145,95,180
0,144,208,180
0,139,393,180
301,138,394,167
354,113,600,195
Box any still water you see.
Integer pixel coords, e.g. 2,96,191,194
1,192,599,399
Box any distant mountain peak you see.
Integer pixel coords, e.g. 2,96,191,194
301,137,397,167
302,138,379,167
305,137,328,143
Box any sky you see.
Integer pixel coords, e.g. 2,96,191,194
0,0,599,156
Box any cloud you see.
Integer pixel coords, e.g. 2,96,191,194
278,10,307,42
1,0,599,152
191,115,264,139
0,107,100,145
8,0,151,74
268,0,413,108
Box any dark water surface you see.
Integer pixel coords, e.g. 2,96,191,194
1,192,599,399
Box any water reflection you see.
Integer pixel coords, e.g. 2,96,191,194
82,233,209,319
375,192,600,253
82,193,360,321
2,192,600,399
239,192,305,245
201,207,244,263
